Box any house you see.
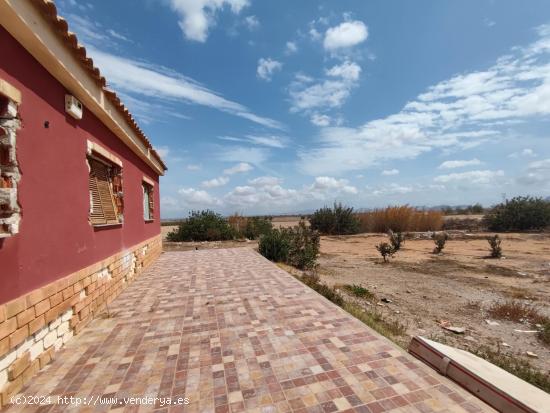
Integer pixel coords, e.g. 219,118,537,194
0,0,167,403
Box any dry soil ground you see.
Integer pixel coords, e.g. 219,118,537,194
317,232,550,373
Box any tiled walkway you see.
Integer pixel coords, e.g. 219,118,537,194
6,249,493,413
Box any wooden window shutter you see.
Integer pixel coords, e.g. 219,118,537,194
111,173,124,216
88,158,118,225
148,185,154,219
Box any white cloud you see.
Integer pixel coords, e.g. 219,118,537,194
201,176,230,188
323,20,368,51
217,147,269,165
224,175,358,209
248,176,283,187
219,135,288,148
178,188,220,206
434,170,505,185
310,113,332,127
381,169,399,176
168,0,249,42
223,162,253,175
155,146,170,158
326,61,361,81
310,176,358,195
89,48,282,129
257,58,283,81
517,158,550,185
299,26,550,175
107,29,130,42
285,41,298,54
509,148,537,158
244,15,260,30
484,18,496,28
372,183,414,196
186,164,201,171
438,159,482,169
289,61,361,115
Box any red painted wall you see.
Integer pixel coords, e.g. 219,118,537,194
0,27,161,305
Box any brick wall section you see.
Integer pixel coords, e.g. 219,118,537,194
0,234,161,406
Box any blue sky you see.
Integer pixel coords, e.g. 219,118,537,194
57,0,550,217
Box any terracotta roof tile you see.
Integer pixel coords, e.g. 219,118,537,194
31,0,167,171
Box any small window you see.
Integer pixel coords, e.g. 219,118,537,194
88,157,124,226
143,181,154,221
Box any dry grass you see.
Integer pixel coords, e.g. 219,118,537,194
343,302,408,347
227,213,248,235
488,300,546,324
471,346,550,392
357,206,443,233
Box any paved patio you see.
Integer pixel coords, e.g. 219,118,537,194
5,249,493,413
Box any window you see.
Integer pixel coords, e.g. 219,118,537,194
87,156,124,226
143,181,154,221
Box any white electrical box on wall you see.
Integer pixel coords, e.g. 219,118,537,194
65,94,83,119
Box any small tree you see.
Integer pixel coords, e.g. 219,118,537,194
487,234,502,258
432,231,449,254
376,242,395,262
388,229,405,251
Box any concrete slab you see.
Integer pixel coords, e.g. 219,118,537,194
409,336,550,413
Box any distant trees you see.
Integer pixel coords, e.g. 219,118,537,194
483,196,550,231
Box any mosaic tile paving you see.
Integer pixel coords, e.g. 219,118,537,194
4,249,495,413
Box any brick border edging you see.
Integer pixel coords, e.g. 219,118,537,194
0,234,162,406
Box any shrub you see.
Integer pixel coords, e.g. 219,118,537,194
487,234,502,258
287,221,320,269
299,272,344,306
259,221,320,269
376,242,395,262
432,231,449,254
388,230,405,251
258,229,290,263
243,216,273,240
488,300,546,323
342,284,375,300
483,196,550,231
357,206,443,233
309,202,360,235
167,210,235,242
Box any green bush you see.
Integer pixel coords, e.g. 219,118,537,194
259,221,320,269
243,216,273,240
166,210,235,242
258,228,290,263
483,196,550,231
343,284,375,300
309,202,360,235
287,221,320,269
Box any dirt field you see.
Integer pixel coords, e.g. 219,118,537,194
317,232,550,372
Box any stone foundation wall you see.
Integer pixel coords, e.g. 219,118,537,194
0,234,162,406
0,83,21,238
